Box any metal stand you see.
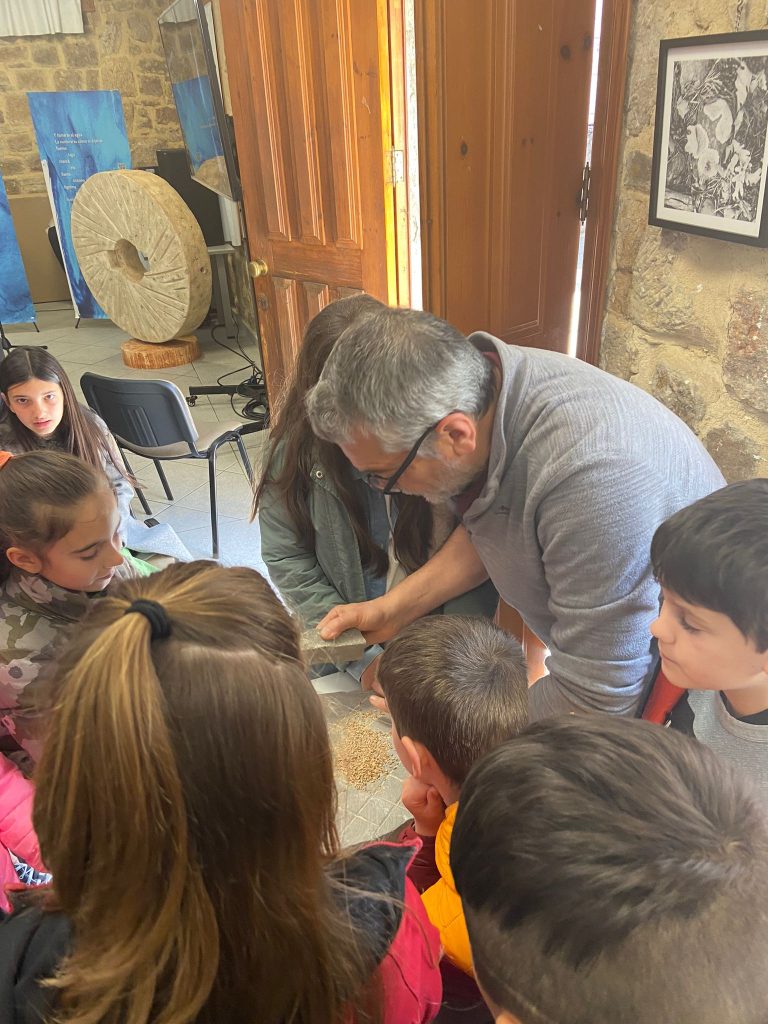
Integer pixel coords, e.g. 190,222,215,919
186,247,268,422
187,377,268,426
0,321,47,358
208,244,237,340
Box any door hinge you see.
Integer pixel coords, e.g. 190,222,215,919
578,161,591,224
388,149,405,185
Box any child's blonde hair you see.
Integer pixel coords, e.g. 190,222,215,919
34,560,381,1024
0,450,111,579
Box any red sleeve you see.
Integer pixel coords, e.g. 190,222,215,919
401,824,440,894
376,877,443,1024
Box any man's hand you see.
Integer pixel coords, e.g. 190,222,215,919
318,525,488,643
318,593,405,644
401,777,446,837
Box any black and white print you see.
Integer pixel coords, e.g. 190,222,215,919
650,32,768,246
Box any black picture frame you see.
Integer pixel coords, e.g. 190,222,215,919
649,30,768,246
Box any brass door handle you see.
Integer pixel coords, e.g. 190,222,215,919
248,258,269,278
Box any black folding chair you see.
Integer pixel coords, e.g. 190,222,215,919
81,372,260,558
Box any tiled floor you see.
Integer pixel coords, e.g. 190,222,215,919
325,691,409,846
5,305,407,843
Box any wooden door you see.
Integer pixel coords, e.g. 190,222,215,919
417,0,597,353
220,0,398,398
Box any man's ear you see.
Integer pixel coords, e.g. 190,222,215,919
401,736,426,779
437,411,477,457
6,546,42,576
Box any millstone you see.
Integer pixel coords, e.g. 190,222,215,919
71,170,212,343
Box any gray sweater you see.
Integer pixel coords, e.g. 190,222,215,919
462,334,725,718
679,691,768,805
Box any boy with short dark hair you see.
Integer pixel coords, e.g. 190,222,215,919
452,715,768,1024
378,615,528,986
649,479,768,800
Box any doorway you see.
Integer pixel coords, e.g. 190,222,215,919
414,0,630,361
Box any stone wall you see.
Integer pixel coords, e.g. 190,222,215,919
0,0,260,344
0,0,182,196
601,0,768,481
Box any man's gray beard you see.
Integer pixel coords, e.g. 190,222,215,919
400,459,479,505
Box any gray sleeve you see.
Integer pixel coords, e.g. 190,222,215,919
258,485,349,629
528,456,667,719
101,443,134,538
88,412,135,537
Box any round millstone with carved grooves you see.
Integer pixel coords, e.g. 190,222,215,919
71,170,212,343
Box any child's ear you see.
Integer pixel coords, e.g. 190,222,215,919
5,546,43,576
402,737,436,780
401,736,424,779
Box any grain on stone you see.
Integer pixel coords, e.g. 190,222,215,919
334,711,396,789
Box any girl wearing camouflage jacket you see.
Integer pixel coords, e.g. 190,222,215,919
0,450,147,906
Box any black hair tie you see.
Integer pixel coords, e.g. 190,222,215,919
123,599,172,641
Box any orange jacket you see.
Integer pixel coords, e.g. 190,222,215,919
420,802,473,976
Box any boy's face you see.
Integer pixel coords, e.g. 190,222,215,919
651,587,768,693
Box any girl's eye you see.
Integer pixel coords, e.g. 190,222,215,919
80,551,98,562
680,616,700,634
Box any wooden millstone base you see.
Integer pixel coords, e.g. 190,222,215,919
121,335,200,370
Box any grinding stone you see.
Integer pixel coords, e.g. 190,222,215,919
71,170,212,343
301,627,367,666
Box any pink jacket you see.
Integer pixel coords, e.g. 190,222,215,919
338,839,442,1023
0,753,45,912
377,874,442,1022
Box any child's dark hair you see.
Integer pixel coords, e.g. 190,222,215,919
0,450,112,579
452,716,768,1024
0,347,129,482
651,479,768,651
378,615,528,784
252,295,435,575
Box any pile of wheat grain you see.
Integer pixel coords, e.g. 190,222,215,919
334,710,397,788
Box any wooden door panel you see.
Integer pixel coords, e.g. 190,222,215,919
221,0,392,399
418,0,596,352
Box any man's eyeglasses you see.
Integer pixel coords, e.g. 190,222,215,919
364,419,443,495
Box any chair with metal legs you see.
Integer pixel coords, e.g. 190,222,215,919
81,372,261,558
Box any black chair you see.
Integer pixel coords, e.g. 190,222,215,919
81,372,261,558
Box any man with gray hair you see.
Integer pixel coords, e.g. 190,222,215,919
306,304,724,718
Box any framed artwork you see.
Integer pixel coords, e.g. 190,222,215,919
649,31,768,246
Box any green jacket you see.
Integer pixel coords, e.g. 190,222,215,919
258,449,498,634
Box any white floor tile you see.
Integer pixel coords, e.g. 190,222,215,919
179,478,254,520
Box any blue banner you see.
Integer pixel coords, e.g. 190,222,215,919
27,91,131,320
172,76,223,171
0,171,34,325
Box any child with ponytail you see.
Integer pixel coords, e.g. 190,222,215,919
0,561,442,1023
